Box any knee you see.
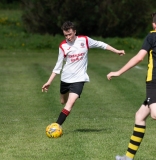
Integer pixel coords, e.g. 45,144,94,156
150,114,156,120
60,100,66,105
135,111,143,121
60,98,68,104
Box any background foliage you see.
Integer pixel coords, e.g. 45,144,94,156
21,0,156,38
1,0,156,38
0,9,143,50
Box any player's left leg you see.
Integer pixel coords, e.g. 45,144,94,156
116,155,132,160
56,82,84,125
124,104,150,159
56,93,79,125
64,92,79,111
116,104,150,160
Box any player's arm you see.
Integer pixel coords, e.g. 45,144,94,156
106,44,125,56
107,49,147,80
42,72,57,92
88,37,125,56
42,48,64,92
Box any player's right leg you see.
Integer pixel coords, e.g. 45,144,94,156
59,81,70,104
60,92,69,104
149,103,156,120
116,104,150,160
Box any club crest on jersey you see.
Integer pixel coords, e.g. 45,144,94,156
80,43,85,48
67,46,71,50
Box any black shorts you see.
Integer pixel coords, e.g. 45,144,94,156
143,81,156,106
60,81,85,97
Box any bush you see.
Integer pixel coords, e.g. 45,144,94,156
0,0,21,9
20,0,156,37
21,0,61,35
0,8,144,50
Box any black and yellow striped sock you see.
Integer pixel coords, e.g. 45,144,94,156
126,124,146,159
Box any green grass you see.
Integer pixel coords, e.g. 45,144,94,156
0,8,155,160
0,48,155,160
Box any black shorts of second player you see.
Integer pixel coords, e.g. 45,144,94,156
60,81,85,97
143,80,156,106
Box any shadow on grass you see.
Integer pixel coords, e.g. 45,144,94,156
74,128,112,132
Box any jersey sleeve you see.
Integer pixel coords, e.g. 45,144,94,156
141,34,153,52
52,48,64,74
87,37,108,49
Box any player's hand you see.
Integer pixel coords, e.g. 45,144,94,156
42,83,50,92
107,71,120,80
117,50,125,56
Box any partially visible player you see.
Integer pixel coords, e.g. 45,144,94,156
42,21,125,126
107,13,156,160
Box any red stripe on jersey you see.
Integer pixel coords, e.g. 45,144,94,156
59,40,67,57
78,35,89,49
62,109,70,116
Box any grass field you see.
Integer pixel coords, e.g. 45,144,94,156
0,49,156,160
0,9,156,160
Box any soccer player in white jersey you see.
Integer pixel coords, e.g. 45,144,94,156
42,21,125,126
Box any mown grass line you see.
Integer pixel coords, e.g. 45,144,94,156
0,54,64,160
0,50,156,160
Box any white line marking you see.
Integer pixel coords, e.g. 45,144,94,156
134,66,142,69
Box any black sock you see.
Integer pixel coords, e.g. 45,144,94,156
56,108,70,125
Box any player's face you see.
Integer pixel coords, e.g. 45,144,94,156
63,29,76,42
152,22,156,30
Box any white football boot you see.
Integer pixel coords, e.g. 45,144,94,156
115,155,133,160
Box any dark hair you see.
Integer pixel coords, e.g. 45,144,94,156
61,21,76,31
152,12,156,23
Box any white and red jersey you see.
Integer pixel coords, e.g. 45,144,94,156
53,36,108,83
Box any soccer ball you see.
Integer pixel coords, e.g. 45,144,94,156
46,123,63,138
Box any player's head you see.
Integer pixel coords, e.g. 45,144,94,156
61,21,76,31
152,12,156,29
61,21,76,42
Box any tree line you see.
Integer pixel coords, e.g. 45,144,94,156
2,0,156,38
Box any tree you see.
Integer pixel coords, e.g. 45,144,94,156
21,0,154,38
